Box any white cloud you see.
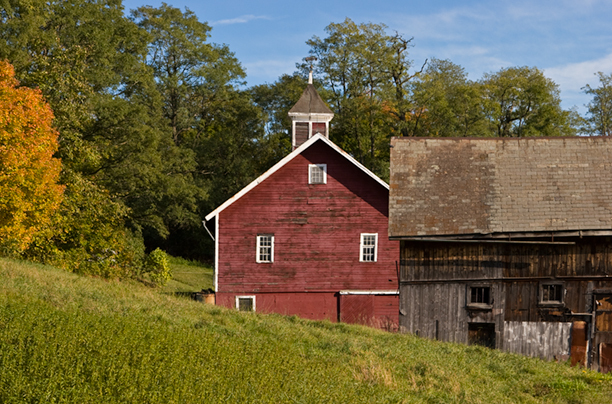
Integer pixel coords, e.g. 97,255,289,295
545,53,612,109
214,14,271,25
545,53,612,91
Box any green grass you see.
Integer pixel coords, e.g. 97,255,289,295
160,256,213,294
0,257,611,403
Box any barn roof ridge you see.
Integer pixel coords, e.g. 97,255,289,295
205,134,388,221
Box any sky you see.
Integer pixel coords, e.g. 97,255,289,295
122,0,612,113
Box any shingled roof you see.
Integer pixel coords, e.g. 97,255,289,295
288,84,333,115
389,137,612,238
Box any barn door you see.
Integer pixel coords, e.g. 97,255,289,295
468,323,496,348
593,293,612,373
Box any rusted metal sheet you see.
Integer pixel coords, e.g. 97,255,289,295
571,321,588,367
599,343,612,374
503,321,572,360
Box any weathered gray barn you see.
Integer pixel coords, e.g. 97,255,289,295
389,137,612,372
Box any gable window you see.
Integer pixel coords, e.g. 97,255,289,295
256,235,274,263
467,284,492,310
308,164,327,184
360,233,378,262
236,296,255,312
540,282,564,306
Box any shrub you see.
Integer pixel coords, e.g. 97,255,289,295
145,248,171,286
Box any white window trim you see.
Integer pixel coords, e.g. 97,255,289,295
256,234,274,263
235,295,256,312
308,164,327,184
359,233,378,262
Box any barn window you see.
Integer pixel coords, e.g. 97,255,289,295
236,296,255,312
540,282,564,306
467,284,492,310
256,235,274,263
308,164,327,184
360,233,378,262
470,286,490,304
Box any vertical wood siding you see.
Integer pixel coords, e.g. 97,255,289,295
400,283,505,346
399,239,612,360
340,294,399,330
503,321,572,360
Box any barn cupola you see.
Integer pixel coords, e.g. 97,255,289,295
288,66,334,150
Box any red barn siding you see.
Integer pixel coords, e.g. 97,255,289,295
340,294,399,330
215,140,398,324
216,292,338,321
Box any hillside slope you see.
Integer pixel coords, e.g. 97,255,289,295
0,258,610,403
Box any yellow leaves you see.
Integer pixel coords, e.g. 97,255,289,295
0,60,64,253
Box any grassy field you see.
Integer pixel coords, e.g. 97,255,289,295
0,258,611,403
160,256,214,294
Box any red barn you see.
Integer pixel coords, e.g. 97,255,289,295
204,80,399,329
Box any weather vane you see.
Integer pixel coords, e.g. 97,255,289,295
305,56,317,84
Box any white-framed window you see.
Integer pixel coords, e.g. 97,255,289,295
308,164,327,184
360,233,378,262
236,295,256,312
256,234,274,263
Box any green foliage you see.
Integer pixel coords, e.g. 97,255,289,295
23,171,145,278
481,66,576,137
144,248,171,286
410,58,489,137
582,72,612,136
132,3,245,146
305,21,580,180
306,18,410,179
161,256,213,294
1,257,612,403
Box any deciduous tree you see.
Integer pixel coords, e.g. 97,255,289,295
480,66,575,137
582,72,612,136
0,60,63,253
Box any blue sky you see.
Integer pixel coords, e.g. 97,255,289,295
122,0,612,113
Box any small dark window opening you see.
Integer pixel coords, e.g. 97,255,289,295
471,287,490,304
238,297,254,312
467,285,492,310
540,283,564,305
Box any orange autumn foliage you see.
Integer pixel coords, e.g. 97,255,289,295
0,60,64,253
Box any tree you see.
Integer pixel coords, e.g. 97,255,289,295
305,19,421,178
480,66,575,137
582,72,612,136
132,3,245,146
0,60,63,253
410,58,487,137
0,0,155,273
